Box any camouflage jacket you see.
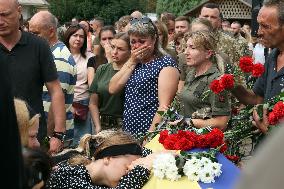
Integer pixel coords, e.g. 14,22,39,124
214,30,250,65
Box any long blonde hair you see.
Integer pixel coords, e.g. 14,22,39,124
14,98,40,147
68,130,140,166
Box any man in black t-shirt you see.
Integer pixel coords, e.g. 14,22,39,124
0,0,66,154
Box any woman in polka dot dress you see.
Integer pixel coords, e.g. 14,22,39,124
109,17,180,136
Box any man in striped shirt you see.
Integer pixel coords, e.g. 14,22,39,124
29,11,77,146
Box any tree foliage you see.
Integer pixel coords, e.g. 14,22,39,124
49,0,147,25
156,0,202,17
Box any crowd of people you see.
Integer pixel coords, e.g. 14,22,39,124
2,0,284,188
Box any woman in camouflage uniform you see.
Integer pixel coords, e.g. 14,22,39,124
180,30,231,130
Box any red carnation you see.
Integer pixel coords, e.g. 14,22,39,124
159,130,169,143
268,101,284,125
220,143,228,153
225,155,240,163
252,63,265,77
268,112,278,125
174,138,194,151
219,74,235,89
239,56,253,73
209,79,224,94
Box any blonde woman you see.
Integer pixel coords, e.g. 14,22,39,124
14,98,40,149
181,31,231,130
47,130,153,188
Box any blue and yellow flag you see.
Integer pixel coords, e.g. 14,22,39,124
143,134,240,189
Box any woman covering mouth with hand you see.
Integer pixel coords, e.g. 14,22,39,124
109,16,180,136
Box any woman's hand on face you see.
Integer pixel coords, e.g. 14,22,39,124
103,42,113,62
130,45,151,63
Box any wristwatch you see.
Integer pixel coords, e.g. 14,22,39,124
52,131,66,142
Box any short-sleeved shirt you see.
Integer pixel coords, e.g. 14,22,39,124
89,63,124,117
42,41,77,131
87,55,108,72
0,31,58,139
253,48,284,102
123,55,178,135
73,52,94,101
181,63,231,118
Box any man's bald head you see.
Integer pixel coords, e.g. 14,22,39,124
30,11,57,29
29,11,58,44
0,0,22,37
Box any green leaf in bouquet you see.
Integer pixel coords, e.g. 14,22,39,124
248,107,254,114
256,104,264,119
263,103,269,110
201,89,211,101
157,111,164,116
180,151,188,157
279,91,284,98
174,155,185,176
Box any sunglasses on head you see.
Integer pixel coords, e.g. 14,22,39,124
67,23,85,30
130,17,152,25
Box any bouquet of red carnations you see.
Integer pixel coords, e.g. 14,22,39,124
209,56,265,94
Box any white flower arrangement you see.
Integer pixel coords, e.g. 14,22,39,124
184,156,222,183
153,153,181,181
153,152,222,183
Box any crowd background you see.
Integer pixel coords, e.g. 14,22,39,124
2,0,284,188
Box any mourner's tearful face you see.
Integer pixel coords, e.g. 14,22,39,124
257,6,284,48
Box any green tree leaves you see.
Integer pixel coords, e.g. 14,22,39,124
156,0,202,16
49,0,147,25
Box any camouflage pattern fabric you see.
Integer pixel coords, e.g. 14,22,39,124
214,30,250,65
